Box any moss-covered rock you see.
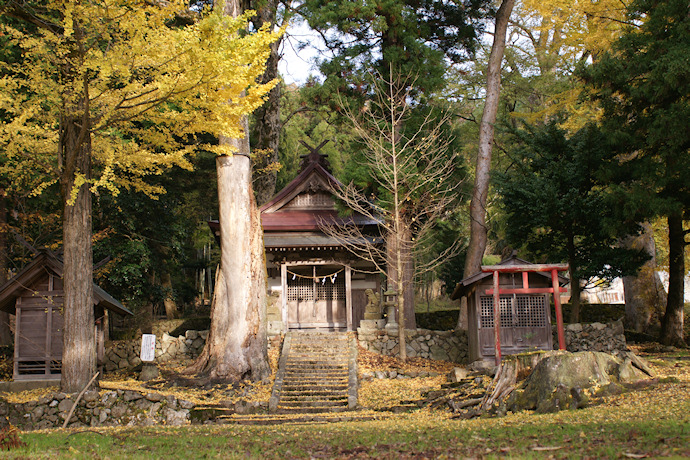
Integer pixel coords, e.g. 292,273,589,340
508,351,653,414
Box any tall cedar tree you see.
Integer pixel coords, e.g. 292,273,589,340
184,0,272,382
583,0,689,346
497,121,648,322
300,0,489,330
0,0,279,391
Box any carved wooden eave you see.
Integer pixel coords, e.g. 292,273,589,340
0,250,132,317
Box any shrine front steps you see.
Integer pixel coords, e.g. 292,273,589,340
269,331,358,414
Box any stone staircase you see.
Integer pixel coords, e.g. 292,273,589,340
269,331,357,413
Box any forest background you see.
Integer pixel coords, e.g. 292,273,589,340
0,0,687,357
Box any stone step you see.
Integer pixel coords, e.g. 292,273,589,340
280,392,347,404
283,380,348,389
216,413,379,425
285,360,348,367
278,399,348,408
275,406,350,414
282,376,348,383
282,374,348,380
269,331,356,414
283,367,348,374
280,389,348,396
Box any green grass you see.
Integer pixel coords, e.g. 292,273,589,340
3,352,689,459
3,385,688,459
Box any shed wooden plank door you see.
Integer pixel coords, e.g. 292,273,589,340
478,294,551,356
15,304,63,379
286,265,346,329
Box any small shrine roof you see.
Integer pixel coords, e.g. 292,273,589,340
451,256,569,300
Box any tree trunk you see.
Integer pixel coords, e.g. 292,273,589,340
660,212,686,347
250,0,282,206
387,226,416,330
623,222,663,332
0,191,12,346
60,115,96,393
567,231,581,323
569,270,581,324
161,271,179,319
185,112,270,381
458,0,515,329
395,237,407,361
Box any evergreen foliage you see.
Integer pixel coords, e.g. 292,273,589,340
497,121,648,320
582,0,690,345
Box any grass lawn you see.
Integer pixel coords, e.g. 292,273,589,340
0,348,688,459
3,397,688,459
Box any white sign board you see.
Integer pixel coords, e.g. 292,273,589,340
140,334,156,362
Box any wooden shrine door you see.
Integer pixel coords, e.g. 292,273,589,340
286,264,347,329
478,294,552,356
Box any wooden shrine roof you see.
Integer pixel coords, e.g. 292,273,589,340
0,250,133,316
451,256,569,300
259,143,379,235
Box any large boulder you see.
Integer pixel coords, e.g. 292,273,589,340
508,351,653,413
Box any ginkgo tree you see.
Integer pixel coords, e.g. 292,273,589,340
0,0,280,392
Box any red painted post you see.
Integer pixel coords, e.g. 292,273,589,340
493,270,502,365
552,269,566,350
522,271,529,289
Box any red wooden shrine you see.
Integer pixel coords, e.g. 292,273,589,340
482,263,569,365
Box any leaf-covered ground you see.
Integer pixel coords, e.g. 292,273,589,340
0,344,688,458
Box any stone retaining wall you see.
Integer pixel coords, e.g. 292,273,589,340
558,320,627,353
0,389,193,430
357,327,469,363
101,320,626,372
103,330,208,372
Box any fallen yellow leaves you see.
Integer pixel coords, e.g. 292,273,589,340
359,375,448,410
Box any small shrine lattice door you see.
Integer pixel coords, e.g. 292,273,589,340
285,264,347,329
478,294,551,356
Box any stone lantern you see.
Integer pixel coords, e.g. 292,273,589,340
383,288,398,330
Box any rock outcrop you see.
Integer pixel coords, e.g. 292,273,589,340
508,350,654,413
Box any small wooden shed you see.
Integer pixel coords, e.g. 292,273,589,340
452,256,568,362
0,251,132,380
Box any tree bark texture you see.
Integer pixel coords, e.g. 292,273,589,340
186,115,270,381
661,212,686,347
459,0,515,328
567,231,581,323
161,272,179,319
623,222,665,332
60,115,96,393
386,226,416,330
250,0,282,206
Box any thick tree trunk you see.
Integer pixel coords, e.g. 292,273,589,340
623,222,664,332
184,0,270,381
567,232,581,323
458,0,515,329
660,212,686,347
186,116,270,381
569,270,581,324
60,115,96,393
161,272,179,319
250,0,282,206
0,191,12,346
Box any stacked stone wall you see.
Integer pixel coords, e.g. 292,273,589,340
0,389,193,430
103,330,208,372
357,328,469,363
557,320,627,353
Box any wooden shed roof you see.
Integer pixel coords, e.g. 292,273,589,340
451,256,569,300
0,251,133,316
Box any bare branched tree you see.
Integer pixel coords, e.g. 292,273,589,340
320,72,463,360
